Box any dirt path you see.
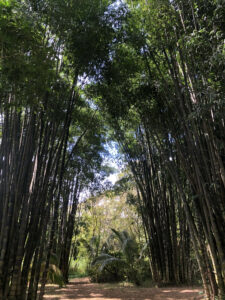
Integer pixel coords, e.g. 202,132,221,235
44,277,204,300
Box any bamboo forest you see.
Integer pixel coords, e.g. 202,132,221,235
0,0,225,299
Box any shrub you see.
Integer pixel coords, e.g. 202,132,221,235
88,259,126,283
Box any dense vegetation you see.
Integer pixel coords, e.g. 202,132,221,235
0,0,224,300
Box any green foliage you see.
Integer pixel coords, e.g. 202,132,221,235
0,0,55,105
74,178,146,284
110,229,139,264
69,258,89,278
40,254,65,287
89,258,126,283
47,264,65,287
91,229,146,285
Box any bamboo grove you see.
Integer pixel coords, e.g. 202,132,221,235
88,0,225,299
0,0,117,299
0,0,225,300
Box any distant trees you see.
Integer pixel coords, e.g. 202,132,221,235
75,190,148,284
75,189,144,269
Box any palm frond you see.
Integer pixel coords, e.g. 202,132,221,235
121,230,130,240
92,253,116,264
111,228,124,244
138,242,149,260
92,253,122,272
98,257,121,272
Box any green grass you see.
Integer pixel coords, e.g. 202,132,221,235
68,272,88,279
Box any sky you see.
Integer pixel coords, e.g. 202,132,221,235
103,141,121,184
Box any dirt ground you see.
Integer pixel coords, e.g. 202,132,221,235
43,277,204,300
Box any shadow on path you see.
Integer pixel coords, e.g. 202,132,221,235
44,277,204,300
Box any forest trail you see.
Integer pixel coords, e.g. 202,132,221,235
43,277,204,300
